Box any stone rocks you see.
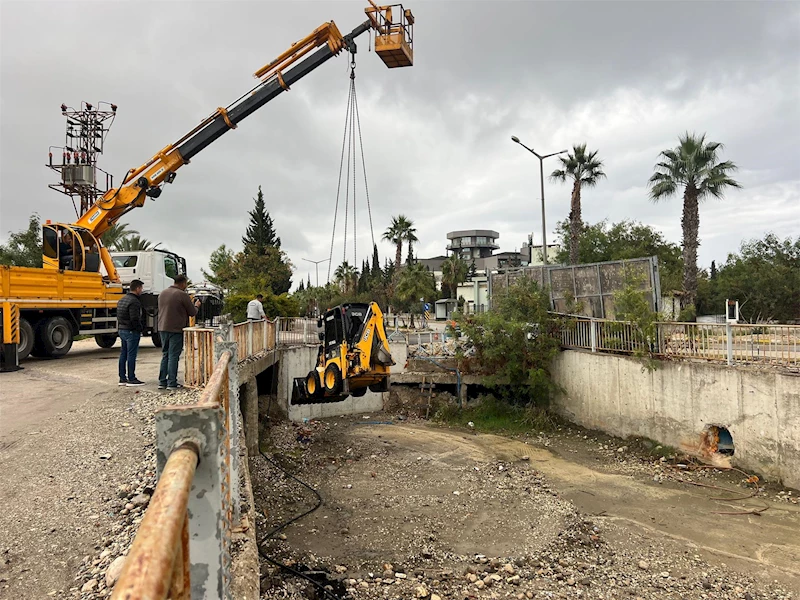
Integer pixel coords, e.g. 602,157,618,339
81,579,97,593
105,556,126,588
638,560,649,570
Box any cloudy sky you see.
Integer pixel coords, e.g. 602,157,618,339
1,0,798,290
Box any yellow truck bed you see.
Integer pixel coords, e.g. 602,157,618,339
0,265,122,308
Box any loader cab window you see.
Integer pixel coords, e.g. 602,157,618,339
58,229,77,270
343,304,369,343
164,255,178,279
323,310,345,359
77,230,101,272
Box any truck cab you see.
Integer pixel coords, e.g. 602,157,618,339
101,249,188,347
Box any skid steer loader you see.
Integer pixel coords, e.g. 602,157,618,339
293,302,394,404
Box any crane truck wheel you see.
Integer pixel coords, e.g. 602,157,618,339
95,333,118,348
323,363,343,394
151,331,162,347
305,370,323,398
38,316,74,358
351,386,367,397
17,318,34,360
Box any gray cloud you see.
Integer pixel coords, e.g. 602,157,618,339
2,0,798,290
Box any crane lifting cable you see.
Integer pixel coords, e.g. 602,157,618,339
327,52,376,284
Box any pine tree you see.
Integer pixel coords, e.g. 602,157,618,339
710,260,717,279
242,185,281,254
371,244,381,278
307,274,312,289
406,242,414,265
298,279,305,292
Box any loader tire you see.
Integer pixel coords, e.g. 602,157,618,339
305,370,323,399
351,386,367,397
323,363,342,395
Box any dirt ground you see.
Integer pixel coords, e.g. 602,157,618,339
253,414,800,600
0,338,196,599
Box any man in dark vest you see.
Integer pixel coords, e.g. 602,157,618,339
117,279,145,386
157,274,200,390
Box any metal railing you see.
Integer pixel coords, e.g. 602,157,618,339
184,316,317,389
276,317,318,347
184,327,216,387
558,316,800,369
113,348,237,599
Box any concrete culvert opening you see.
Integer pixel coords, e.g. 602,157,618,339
704,424,735,456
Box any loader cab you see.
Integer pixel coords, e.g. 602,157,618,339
42,223,101,273
319,302,371,361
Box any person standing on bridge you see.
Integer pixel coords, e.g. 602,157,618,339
157,274,200,390
247,293,266,321
116,279,145,386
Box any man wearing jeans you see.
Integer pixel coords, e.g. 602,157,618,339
116,279,145,386
157,274,200,390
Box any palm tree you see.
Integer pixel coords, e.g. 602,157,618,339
395,262,436,328
550,144,606,265
382,215,416,268
101,222,138,249
114,235,160,252
441,255,468,298
334,261,358,295
648,132,741,309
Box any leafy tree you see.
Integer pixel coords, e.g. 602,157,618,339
441,255,468,298
648,132,741,310
454,276,562,404
242,185,281,254
0,213,42,267
223,290,298,322
553,219,683,292
611,267,660,370
202,244,237,289
549,144,606,265
382,215,416,268
101,222,138,249
701,233,800,322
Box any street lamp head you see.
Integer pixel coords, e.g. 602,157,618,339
511,135,520,144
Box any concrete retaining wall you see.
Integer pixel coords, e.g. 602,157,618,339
551,350,800,489
277,345,385,421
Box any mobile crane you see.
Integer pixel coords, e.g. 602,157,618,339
0,1,414,362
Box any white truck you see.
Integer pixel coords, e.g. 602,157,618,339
97,249,188,348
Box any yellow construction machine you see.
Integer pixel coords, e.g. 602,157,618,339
0,1,414,361
298,302,394,403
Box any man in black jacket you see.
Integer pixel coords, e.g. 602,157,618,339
117,279,145,386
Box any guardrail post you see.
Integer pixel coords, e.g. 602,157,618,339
247,322,253,356
215,341,241,526
153,403,231,599
726,323,733,366
263,319,268,351
590,318,597,353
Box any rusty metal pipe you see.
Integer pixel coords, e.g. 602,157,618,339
197,351,231,406
111,445,199,600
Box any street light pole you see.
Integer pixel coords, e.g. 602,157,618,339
302,257,330,288
511,136,568,266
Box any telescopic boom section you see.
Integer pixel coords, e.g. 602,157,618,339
69,2,413,283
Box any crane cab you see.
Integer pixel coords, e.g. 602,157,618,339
42,222,102,274
365,2,414,68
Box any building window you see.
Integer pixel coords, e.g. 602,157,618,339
476,236,487,245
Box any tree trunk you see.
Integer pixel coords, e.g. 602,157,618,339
568,180,582,265
395,242,402,268
681,184,700,310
